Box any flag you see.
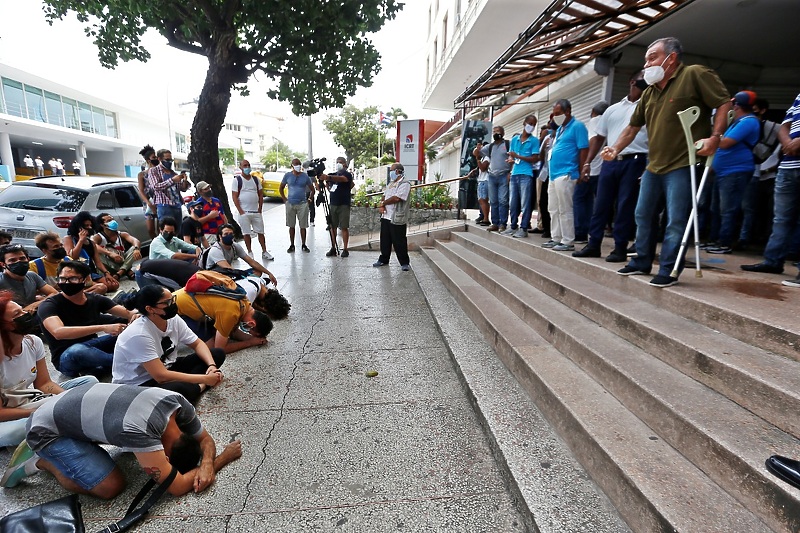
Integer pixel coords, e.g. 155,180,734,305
379,111,392,126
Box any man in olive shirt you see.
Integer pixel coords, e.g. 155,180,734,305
602,37,730,288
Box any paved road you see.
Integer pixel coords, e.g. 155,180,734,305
0,207,526,532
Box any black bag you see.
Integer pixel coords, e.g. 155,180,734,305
0,467,177,533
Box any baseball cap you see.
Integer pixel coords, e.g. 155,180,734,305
732,90,757,108
195,181,211,191
188,198,203,207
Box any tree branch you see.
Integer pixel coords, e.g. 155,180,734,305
221,0,242,28
163,23,206,56
189,0,223,27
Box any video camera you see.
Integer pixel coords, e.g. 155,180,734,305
303,157,327,178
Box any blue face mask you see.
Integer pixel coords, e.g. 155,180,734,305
106,220,118,231
243,167,251,175
389,170,398,180
221,234,235,246
161,159,173,170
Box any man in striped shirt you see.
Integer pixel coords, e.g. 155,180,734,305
1,383,241,497
147,149,187,225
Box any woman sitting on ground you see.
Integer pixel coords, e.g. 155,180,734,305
0,290,97,448
111,285,225,404
63,211,118,293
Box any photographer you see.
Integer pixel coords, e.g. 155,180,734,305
279,158,316,253
320,157,355,257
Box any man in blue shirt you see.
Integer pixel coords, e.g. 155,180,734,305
280,158,316,253
503,115,540,238
706,91,760,254
543,99,589,251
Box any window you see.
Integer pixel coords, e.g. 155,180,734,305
92,106,107,136
174,133,188,154
78,102,93,133
455,0,462,25
428,7,432,35
113,186,142,208
97,190,115,209
442,13,448,53
44,91,64,127
61,98,79,130
1,78,25,118
25,86,45,122
105,111,117,138
433,39,438,70
0,183,87,212
426,56,430,81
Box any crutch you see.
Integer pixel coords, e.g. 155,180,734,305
673,108,733,278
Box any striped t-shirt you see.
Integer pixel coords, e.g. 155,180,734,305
26,383,202,454
780,93,800,170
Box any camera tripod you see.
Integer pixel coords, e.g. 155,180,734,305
316,177,338,254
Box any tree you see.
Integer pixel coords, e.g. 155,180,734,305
43,0,401,226
261,140,306,172
218,148,245,167
323,105,406,168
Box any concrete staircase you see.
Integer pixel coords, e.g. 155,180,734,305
417,226,800,533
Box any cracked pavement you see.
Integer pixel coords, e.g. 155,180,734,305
0,206,525,532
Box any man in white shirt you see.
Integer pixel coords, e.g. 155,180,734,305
34,156,44,177
573,70,649,262
231,160,272,260
23,154,34,176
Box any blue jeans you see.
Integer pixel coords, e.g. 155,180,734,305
509,174,534,230
38,434,117,491
0,376,98,448
763,167,800,266
589,156,645,250
628,167,692,277
713,171,751,246
738,172,761,243
57,335,118,377
156,204,183,224
477,181,489,200
487,173,509,226
573,175,598,240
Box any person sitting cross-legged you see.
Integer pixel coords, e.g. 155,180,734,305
112,286,225,405
202,224,277,285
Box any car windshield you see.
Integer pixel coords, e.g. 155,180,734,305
0,183,88,212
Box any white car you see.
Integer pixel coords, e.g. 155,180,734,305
0,176,152,258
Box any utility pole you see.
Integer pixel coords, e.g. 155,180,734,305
307,116,313,160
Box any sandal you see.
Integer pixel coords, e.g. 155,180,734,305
125,270,135,280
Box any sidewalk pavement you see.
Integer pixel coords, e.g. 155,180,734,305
0,205,526,532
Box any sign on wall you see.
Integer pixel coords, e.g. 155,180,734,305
396,119,425,182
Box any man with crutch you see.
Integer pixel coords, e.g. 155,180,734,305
602,37,730,288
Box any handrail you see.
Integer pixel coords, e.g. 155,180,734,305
365,176,467,197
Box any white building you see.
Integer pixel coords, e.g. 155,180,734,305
424,0,800,180
0,63,191,181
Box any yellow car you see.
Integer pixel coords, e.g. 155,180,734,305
253,170,284,199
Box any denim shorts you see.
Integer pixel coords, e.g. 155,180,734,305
37,437,116,490
477,180,489,200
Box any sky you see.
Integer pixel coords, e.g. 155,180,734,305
0,1,451,164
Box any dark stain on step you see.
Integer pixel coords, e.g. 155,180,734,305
719,279,786,301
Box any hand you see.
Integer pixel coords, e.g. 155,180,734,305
580,166,591,182
208,209,220,218
265,272,277,286
128,313,141,323
508,151,517,159
601,146,618,161
132,249,142,261
79,228,90,241
172,174,184,183
193,462,215,493
203,371,223,386
378,206,386,214
220,440,243,463
696,136,719,157
111,252,123,263
249,336,267,347
238,209,245,215
785,138,800,157
104,323,126,336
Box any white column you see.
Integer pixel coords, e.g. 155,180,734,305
75,142,86,176
0,132,14,180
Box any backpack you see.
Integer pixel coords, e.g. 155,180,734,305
235,174,262,194
185,270,247,300
752,119,780,164
488,139,510,157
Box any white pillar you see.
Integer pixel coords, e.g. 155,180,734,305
75,142,86,176
0,132,14,180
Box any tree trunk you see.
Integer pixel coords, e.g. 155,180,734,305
187,36,246,236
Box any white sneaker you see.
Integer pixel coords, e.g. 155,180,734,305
262,250,274,261
247,250,254,258
512,228,528,238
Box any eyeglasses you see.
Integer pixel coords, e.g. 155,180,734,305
156,296,176,307
57,276,85,284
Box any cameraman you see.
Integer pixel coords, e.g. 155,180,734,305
279,158,315,253
320,157,355,257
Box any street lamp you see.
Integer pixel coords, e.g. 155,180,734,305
272,137,279,171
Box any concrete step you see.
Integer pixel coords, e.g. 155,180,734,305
420,247,773,533
434,237,800,532
469,226,800,363
451,230,800,439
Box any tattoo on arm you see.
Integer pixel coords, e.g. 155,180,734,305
143,466,162,482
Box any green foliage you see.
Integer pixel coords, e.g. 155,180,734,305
219,148,235,167
323,105,405,168
351,177,453,209
261,140,307,172
41,0,402,116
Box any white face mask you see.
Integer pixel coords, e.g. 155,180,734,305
552,114,566,126
524,124,535,134
336,163,344,171
643,54,670,86
293,165,302,172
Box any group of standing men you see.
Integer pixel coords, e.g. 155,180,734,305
21,155,80,177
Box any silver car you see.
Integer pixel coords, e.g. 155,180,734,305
0,176,151,258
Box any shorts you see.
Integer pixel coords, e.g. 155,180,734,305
144,205,156,220
478,181,489,200
237,212,264,235
329,205,351,229
285,202,310,228
36,437,116,491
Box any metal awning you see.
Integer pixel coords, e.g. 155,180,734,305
454,0,697,107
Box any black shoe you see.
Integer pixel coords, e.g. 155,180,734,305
741,262,783,274
626,244,636,256
287,245,295,253
617,265,651,276
572,245,601,258
605,249,628,263
529,228,544,234
326,248,338,257
341,250,349,258
766,455,800,490
649,274,678,288
541,233,551,239
302,244,310,253
475,215,484,223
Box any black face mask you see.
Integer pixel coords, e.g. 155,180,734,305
13,312,38,335
6,262,30,277
634,79,648,91
149,158,159,166
51,248,67,260
493,133,503,142
162,231,174,242
161,302,179,320
58,282,84,296
193,208,204,218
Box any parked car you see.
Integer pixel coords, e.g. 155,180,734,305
0,177,152,258
256,171,284,199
